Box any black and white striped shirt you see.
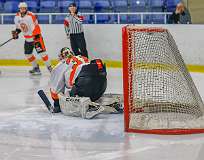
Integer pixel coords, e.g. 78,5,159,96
64,13,84,35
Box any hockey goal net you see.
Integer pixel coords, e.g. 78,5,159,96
122,25,204,134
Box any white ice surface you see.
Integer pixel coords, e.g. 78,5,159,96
0,66,203,160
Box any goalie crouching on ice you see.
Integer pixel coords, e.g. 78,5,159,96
49,47,123,119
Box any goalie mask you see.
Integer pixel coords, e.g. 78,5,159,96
58,47,73,61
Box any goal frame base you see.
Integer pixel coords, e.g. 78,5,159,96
125,128,204,135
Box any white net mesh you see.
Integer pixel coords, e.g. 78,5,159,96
124,26,204,132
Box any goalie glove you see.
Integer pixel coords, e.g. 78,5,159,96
11,29,21,39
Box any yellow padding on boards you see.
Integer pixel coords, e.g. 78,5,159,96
134,63,179,72
0,59,204,73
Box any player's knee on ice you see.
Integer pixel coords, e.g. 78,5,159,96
70,61,107,101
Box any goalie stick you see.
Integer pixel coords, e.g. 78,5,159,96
37,90,54,113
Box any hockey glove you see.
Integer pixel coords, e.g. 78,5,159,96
11,31,19,39
11,29,21,40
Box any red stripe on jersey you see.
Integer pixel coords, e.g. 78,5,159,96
69,57,83,86
64,20,69,26
24,35,33,38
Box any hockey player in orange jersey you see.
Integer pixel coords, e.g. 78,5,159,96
11,2,52,75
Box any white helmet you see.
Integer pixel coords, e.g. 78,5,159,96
18,2,28,8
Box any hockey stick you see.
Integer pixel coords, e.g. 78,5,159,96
37,90,54,113
0,38,13,48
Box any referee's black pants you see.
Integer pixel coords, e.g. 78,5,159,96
70,32,88,58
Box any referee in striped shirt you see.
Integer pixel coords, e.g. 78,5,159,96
64,3,88,58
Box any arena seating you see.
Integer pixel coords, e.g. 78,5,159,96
130,0,146,12
78,0,94,13
112,0,128,12
166,0,181,11
3,1,19,13
0,0,181,24
39,0,56,13
0,1,4,13
57,0,73,13
24,0,38,13
150,0,164,12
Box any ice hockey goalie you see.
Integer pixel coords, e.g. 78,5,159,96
49,47,123,119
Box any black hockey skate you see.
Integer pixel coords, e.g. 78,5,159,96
47,65,53,73
108,102,123,114
29,65,41,75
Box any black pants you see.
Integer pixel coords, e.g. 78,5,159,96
24,41,34,55
70,62,107,102
70,32,88,58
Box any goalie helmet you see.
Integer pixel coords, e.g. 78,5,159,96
18,2,28,8
58,47,73,61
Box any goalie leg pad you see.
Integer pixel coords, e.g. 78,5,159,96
59,94,88,117
96,94,124,114
58,94,104,119
85,102,104,119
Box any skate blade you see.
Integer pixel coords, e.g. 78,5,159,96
30,72,42,76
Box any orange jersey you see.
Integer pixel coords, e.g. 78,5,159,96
14,11,41,41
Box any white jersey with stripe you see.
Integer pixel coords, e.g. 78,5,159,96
50,56,90,94
14,11,41,42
